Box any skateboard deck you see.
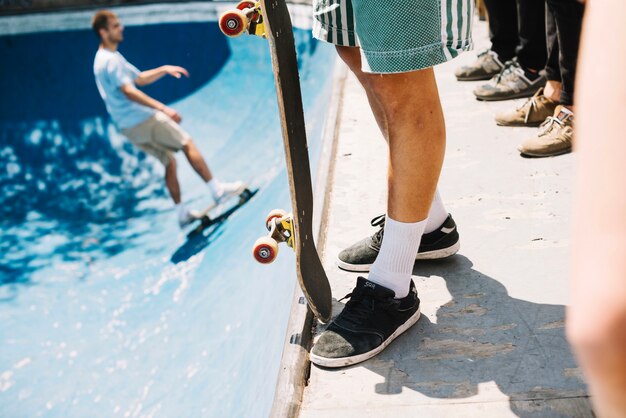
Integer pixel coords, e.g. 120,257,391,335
219,0,332,322
186,187,256,238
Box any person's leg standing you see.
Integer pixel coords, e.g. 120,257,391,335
494,4,559,127
484,0,518,61
546,0,584,110
543,5,562,104
518,0,584,157
515,0,548,74
310,0,472,367
336,47,459,272
455,0,515,81
473,0,547,101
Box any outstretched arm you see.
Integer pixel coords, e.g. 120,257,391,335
120,83,182,123
134,65,189,86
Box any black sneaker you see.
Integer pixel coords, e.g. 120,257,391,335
337,214,460,272
310,277,421,368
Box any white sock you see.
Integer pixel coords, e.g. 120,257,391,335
206,178,222,199
424,189,448,234
368,216,426,299
175,202,187,217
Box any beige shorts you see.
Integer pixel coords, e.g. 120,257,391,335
121,111,191,166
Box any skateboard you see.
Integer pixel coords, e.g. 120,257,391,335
186,187,256,238
219,0,332,323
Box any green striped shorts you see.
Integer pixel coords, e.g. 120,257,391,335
312,0,474,73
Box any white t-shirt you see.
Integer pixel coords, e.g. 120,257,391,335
93,48,155,129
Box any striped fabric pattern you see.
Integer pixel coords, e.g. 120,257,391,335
313,0,474,73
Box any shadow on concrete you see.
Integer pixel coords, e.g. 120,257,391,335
321,255,593,417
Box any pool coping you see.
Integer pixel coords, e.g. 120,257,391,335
270,58,347,418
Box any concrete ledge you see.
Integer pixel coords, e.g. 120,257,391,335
270,60,348,417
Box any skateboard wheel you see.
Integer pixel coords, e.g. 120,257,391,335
265,209,287,230
236,1,259,20
236,1,255,10
253,236,278,264
219,10,248,37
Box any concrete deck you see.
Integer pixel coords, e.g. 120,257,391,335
298,20,592,418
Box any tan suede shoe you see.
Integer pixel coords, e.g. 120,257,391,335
518,106,574,157
495,88,559,127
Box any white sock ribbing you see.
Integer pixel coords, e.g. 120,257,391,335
424,189,448,234
206,178,222,200
368,216,426,298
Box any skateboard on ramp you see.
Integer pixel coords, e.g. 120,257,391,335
219,0,332,323
186,186,257,238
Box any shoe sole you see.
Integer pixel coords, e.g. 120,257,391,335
455,74,498,82
475,91,537,101
336,241,460,273
495,120,543,127
518,148,572,158
216,184,248,205
309,308,421,368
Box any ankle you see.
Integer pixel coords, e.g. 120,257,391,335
544,81,562,102
206,178,223,199
368,216,427,299
522,67,541,82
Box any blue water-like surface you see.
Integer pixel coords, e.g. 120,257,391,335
0,6,335,417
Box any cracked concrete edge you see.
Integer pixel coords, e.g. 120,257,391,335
270,60,348,418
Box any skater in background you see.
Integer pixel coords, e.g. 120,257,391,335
92,10,244,228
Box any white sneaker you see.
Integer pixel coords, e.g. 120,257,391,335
214,181,246,204
178,209,201,228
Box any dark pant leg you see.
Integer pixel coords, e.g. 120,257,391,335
544,4,561,83
515,0,548,71
484,0,518,61
545,0,585,106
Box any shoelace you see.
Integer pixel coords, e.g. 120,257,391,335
517,95,539,124
370,214,385,247
538,116,566,137
493,60,517,84
338,285,395,326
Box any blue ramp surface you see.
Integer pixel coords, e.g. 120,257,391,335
0,3,336,417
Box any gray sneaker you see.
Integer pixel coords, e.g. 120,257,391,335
455,50,504,81
337,214,460,272
474,60,546,101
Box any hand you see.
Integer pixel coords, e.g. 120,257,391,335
162,106,182,124
162,65,189,79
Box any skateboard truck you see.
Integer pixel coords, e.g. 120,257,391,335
253,209,294,264
219,1,266,38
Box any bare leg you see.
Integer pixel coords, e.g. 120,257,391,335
164,156,181,204
543,80,575,112
336,46,445,222
182,140,213,182
336,46,389,141
567,1,626,416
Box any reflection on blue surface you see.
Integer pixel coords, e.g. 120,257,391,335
0,8,335,418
